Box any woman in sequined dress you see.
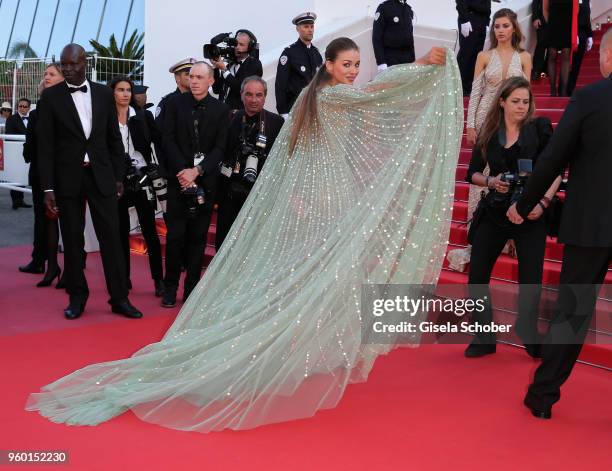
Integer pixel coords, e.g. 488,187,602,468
446,8,531,272
26,39,464,433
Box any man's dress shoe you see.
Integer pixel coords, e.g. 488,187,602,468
111,300,143,319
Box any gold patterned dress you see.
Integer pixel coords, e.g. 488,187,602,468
446,48,526,272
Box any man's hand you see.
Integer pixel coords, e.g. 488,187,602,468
43,191,59,219
212,59,226,71
533,19,542,29
461,21,473,38
415,47,446,66
177,168,199,189
587,37,593,51
507,203,524,225
116,182,124,199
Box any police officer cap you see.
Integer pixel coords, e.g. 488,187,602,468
133,85,148,95
292,12,317,25
168,58,197,74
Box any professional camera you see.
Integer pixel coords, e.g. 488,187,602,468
242,132,267,184
204,33,238,62
124,154,157,208
491,159,533,207
203,31,260,61
146,163,168,213
181,184,206,219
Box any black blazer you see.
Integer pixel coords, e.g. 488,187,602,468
531,0,544,23
213,56,263,110
456,0,492,24
467,117,553,182
37,81,125,197
126,108,162,167
517,76,612,247
5,112,28,135
22,108,39,186
162,92,229,179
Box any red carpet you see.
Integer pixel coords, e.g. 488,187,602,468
1,246,611,470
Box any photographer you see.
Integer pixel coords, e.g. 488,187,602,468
161,62,229,307
110,76,165,297
210,30,263,111
215,76,285,250
464,77,561,358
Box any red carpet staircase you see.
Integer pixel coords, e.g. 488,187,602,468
440,24,612,369
132,24,612,370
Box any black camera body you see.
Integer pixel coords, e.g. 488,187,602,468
181,184,206,219
203,31,259,62
124,154,159,209
491,159,533,207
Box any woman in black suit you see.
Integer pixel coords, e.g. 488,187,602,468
110,76,164,296
464,77,561,358
21,63,66,286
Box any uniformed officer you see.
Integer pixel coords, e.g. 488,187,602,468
275,12,323,117
372,0,416,71
456,0,491,95
154,57,197,129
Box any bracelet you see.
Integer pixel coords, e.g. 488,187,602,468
485,176,491,188
538,201,547,211
541,196,551,206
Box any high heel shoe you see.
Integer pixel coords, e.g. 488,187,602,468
37,268,61,287
56,273,66,289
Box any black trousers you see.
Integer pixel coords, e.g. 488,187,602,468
567,32,589,96
164,179,215,294
526,245,612,410
533,22,550,77
118,189,163,283
468,214,547,344
56,168,128,304
383,47,415,66
30,177,47,265
457,16,488,96
10,189,24,204
215,184,249,251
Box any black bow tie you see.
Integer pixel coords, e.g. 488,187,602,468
69,85,88,94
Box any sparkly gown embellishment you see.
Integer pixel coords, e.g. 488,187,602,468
26,50,464,432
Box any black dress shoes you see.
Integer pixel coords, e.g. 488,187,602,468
161,290,176,308
464,342,496,358
111,300,143,319
19,261,45,274
64,299,87,320
154,279,165,297
524,398,552,419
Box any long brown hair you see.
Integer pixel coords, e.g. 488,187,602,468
489,8,524,52
477,76,535,159
288,37,359,155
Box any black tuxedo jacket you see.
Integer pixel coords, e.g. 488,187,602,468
517,75,612,247
162,92,229,179
127,108,161,167
5,112,28,135
213,56,263,110
456,0,491,24
37,81,125,197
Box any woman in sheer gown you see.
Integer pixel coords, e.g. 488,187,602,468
446,8,531,272
26,38,464,433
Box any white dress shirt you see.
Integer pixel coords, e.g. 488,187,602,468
119,106,147,169
67,79,93,163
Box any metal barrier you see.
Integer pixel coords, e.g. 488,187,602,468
0,56,143,110
0,134,29,193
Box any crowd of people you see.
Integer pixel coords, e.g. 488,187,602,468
5,2,610,430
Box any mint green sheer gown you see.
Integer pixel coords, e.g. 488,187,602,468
26,50,463,432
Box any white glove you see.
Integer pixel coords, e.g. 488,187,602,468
461,22,473,38
377,63,388,72
587,37,593,51
281,113,289,119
